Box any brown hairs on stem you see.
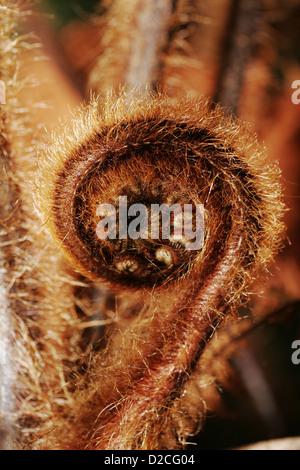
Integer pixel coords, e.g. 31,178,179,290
35,92,285,449
0,1,83,449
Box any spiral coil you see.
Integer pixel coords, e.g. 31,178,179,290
36,93,285,449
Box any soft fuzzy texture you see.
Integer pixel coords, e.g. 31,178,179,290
35,92,285,449
1,0,286,451
0,1,83,450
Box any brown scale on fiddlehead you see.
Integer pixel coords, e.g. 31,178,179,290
36,92,285,449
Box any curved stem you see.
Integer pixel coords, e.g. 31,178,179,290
80,223,243,449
